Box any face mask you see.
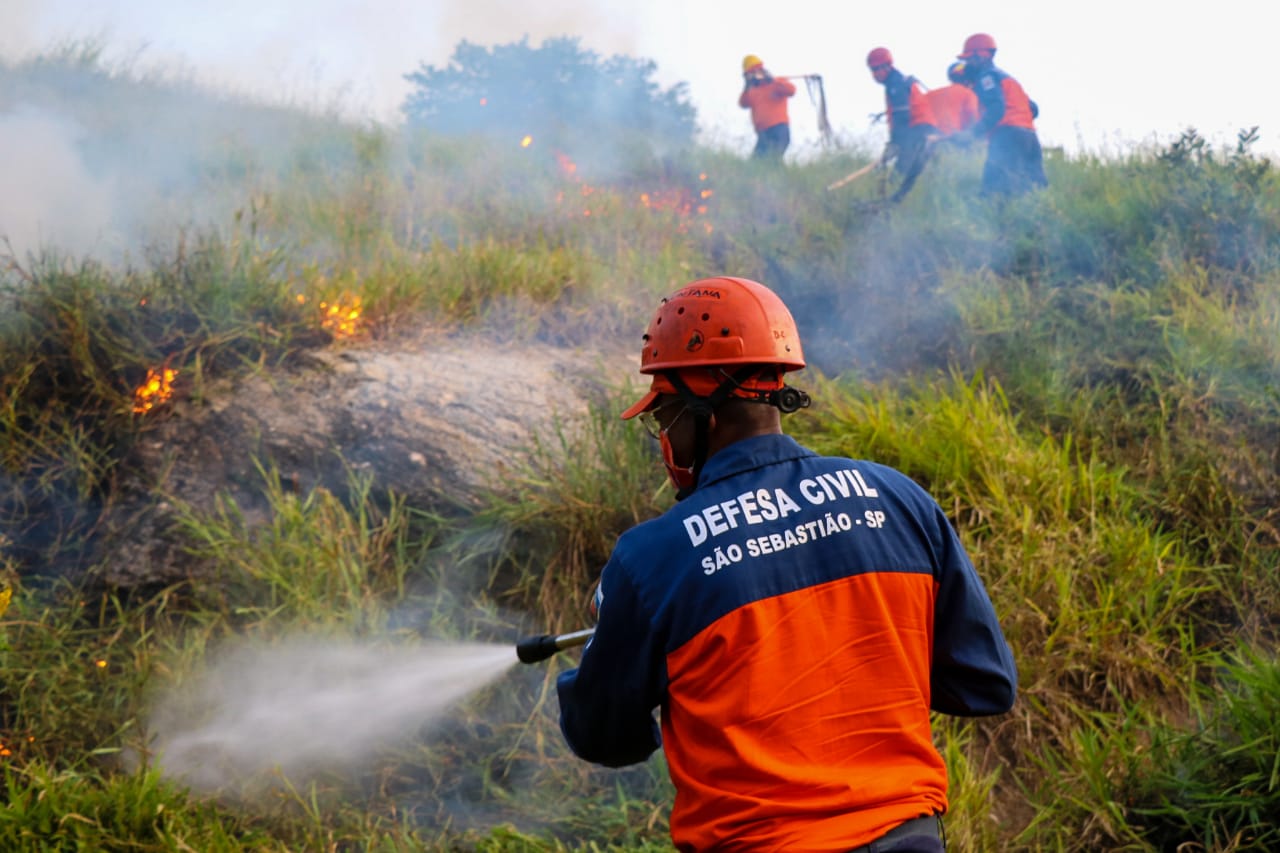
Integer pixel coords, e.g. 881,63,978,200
660,430,697,493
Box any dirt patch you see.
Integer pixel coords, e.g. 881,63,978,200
99,332,636,587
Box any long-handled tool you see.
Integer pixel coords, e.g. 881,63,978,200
780,74,833,145
516,627,595,663
826,161,879,192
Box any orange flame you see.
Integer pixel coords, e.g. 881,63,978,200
555,152,578,177
132,367,178,415
319,294,363,338
549,151,714,232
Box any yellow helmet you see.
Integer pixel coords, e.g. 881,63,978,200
742,54,764,72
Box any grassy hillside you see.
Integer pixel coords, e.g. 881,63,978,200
1,51,1278,851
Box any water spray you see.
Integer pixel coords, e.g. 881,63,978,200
515,627,595,663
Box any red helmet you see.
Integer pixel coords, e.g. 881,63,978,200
958,33,996,60
866,47,893,68
621,276,805,418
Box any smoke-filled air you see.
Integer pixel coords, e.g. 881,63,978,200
0,7,1278,853
145,639,516,794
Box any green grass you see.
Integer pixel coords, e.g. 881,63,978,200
1,48,1279,851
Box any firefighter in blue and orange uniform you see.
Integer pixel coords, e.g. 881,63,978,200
956,33,1048,196
738,54,797,162
924,62,980,139
867,47,939,202
557,276,1018,853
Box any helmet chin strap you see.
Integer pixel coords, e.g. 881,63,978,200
664,366,776,501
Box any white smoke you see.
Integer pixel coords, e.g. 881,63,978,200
0,104,116,258
145,637,516,794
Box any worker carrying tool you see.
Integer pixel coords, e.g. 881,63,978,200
555,276,1018,852
738,54,797,162
866,46,939,202
954,33,1048,196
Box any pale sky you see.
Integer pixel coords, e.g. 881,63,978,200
4,0,1278,159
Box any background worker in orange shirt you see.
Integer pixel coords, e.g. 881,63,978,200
867,47,938,201
738,55,797,162
924,62,980,139
955,33,1048,196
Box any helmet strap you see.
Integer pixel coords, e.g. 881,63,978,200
664,366,773,500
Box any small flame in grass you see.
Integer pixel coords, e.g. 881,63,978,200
0,735,37,759
555,152,578,177
319,294,363,339
520,135,533,148
551,152,714,232
133,367,178,415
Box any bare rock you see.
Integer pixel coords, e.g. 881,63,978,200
97,334,634,587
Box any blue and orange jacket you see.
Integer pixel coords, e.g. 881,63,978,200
924,83,979,136
969,65,1037,134
739,77,797,132
558,434,1017,852
882,69,937,145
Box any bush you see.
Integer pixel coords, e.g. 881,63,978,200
402,37,698,175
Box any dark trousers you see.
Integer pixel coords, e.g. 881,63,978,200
752,123,791,161
848,814,945,853
890,124,937,202
982,125,1048,197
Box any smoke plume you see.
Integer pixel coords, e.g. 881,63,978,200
146,637,516,794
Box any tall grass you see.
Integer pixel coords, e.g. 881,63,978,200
1,48,1279,851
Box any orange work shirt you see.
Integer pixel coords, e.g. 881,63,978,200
924,84,979,135
739,77,797,132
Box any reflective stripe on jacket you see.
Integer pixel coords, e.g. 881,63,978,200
558,434,1017,853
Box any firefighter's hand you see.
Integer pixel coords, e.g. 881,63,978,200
589,581,603,623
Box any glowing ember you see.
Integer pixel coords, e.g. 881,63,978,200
555,152,578,177
319,295,363,338
0,735,36,758
520,135,533,148
550,151,713,232
132,367,178,415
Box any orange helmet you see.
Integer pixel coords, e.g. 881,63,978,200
958,33,996,60
742,54,764,72
866,47,893,68
621,276,806,419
